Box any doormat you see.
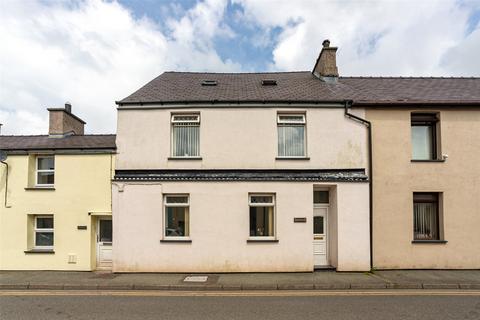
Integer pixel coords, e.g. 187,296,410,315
183,275,208,282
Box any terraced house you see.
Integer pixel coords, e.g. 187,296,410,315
113,40,479,272
2,40,478,273
363,79,480,269
112,41,372,273
0,105,116,271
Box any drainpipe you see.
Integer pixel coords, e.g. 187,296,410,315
0,160,8,208
344,100,373,269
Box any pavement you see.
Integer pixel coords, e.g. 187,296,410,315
1,270,480,291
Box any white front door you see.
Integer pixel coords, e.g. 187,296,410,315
313,207,328,267
96,218,112,270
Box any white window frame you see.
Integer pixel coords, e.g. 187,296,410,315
163,194,191,240
34,215,54,250
277,113,307,158
35,155,55,187
248,194,276,240
170,114,200,158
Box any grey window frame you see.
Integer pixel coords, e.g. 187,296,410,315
411,113,439,160
413,192,442,241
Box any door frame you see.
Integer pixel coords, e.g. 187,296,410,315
313,204,329,268
96,217,112,270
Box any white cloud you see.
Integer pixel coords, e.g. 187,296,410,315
1,0,479,135
235,0,480,76
0,0,239,135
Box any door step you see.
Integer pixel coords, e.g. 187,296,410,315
314,265,335,271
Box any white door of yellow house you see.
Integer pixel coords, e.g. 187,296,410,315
96,218,112,270
313,207,328,267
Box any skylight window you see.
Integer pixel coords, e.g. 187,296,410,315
262,79,277,86
201,80,217,86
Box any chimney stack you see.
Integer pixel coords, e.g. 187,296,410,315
312,39,339,83
47,102,86,137
64,102,72,113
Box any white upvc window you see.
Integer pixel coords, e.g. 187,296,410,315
34,215,54,249
36,156,55,186
171,114,200,158
249,194,275,240
277,114,306,157
164,194,190,239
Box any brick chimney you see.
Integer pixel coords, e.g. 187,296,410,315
312,39,339,83
47,102,86,137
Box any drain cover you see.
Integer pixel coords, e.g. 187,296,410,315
184,276,208,282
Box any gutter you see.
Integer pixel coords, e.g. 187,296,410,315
344,100,373,269
115,99,344,107
0,160,9,208
351,101,480,107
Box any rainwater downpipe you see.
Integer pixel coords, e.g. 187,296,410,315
0,160,9,208
344,100,373,269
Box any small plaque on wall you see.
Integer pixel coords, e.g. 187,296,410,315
77,225,87,230
294,217,307,223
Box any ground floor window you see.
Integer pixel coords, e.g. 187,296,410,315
249,194,275,238
34,215,54,249
164,195,190,238
413,192,440,240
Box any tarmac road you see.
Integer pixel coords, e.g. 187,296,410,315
1,290,480,320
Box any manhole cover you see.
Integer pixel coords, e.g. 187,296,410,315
184,276,208,282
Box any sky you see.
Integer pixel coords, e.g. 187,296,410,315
0,0,479,135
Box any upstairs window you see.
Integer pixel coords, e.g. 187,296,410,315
411,113,439,160
171,114,200,158
277,114,306,157
36,156,55,186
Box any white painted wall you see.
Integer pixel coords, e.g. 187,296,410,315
112,181,369,272
116,106,368,170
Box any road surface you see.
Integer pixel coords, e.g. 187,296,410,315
1,290,479,320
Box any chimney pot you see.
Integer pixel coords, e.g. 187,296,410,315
322,39,330,48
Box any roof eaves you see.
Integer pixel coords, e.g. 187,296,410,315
352,100,480,107
116,99,346,107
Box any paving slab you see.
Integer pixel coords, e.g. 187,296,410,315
422,283,460,289
375,270,480,285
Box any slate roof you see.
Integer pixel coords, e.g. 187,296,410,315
114,169,368,182
117,71,480,106
0,134,116,151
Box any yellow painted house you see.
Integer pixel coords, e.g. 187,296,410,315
0,104,116,271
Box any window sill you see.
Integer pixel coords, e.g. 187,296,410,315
412,240,448,244
24,187,55,191
276,157,310,160
160,239,192,243
411,159,445,163
24,249,55,254
247,239,279,243
168,157,202,161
